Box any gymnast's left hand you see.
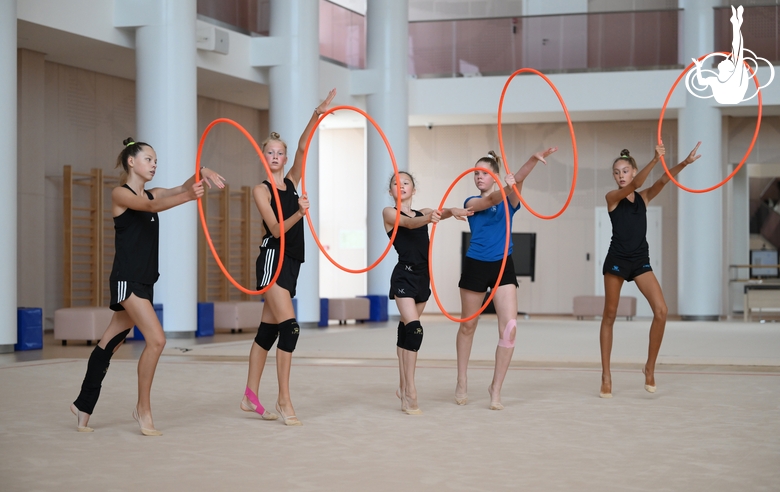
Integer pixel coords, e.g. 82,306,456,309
201,167,226,189
534,147,558,164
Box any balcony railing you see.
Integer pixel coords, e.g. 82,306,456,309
408,10,681,78
194,3,691,76
197,0,269,36
319,0,366,68
714,5,780,63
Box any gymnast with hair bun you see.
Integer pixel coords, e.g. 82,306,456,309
70,137,225,436
599,142,701,398
240,88,336,426
455,147,556,410
383,171,472,415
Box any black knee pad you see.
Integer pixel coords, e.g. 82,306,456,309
104,328,131,353
73,345,113,415
403,320,423,352
395,321,405,349
277,318,300,353
254,322,279,351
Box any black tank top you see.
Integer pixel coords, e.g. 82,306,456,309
109,184,159,284
387,209,429,271
607,193,649,259
260,178,304,261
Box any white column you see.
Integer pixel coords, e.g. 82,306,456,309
134,0,198,335
0,0,17,352
678,0,722,320
365,0,409,310
268,0,320,325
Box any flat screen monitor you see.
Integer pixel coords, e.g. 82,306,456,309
461,232,536,282
750,249,778,278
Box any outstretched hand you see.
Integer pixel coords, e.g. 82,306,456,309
684,141,702,165
534,147,558,164
201,167,226,189
316,88,337,116
451,207,473,221
505,173,517,187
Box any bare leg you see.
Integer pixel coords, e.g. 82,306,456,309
634,272,668,391
600,274,624,397
242,299,278,418
488,284,518,410
121,294,166,435
396,345,407,411
456,289,486,404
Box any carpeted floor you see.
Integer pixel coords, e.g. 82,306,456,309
1,316,779,491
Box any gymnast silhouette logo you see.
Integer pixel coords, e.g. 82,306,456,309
685,5,774,104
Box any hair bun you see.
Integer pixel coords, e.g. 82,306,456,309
123,137,136,147
620,149,631,158
270,132,280,139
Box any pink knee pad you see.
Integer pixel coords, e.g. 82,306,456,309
497,319,516,348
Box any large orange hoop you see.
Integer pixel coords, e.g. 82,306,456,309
657,53,762,193
497,68,578,219
428,168,511,323
300,105,401,274
196,118,285,295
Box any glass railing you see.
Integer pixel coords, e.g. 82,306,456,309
197,0,269,36
714,5,779,63
319,0,366,68
195,3,684,75
409,9,681,78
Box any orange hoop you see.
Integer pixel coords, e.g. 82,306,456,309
300,105,402,274
196,118,285,295
657,54,762,193
497,68,578,220
428,167,511,323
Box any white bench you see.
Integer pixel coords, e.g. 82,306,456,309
54,307,114,346
213,301,263,333
573,296,636,320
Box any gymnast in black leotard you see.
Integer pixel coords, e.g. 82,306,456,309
599,142,701,398
383,171,471,415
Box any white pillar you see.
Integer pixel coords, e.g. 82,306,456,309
678,0,722,320
0,0,17,352
268,0,320,325
365,0,409,310
134,0,198,335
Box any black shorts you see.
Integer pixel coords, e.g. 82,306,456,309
458,255,518,292
257,248,302,298
602,254,652,282
389,263,431,304
110,280,154,311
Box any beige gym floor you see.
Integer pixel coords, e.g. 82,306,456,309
1,315,778,491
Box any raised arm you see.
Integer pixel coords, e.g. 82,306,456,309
112,181,204,215
641,142,701,205
505,147,557,207
287,88,337,186
466,148,557,212
253,184,309,238
605,144,664,209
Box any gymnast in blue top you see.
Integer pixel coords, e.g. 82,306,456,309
455,147,556,410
